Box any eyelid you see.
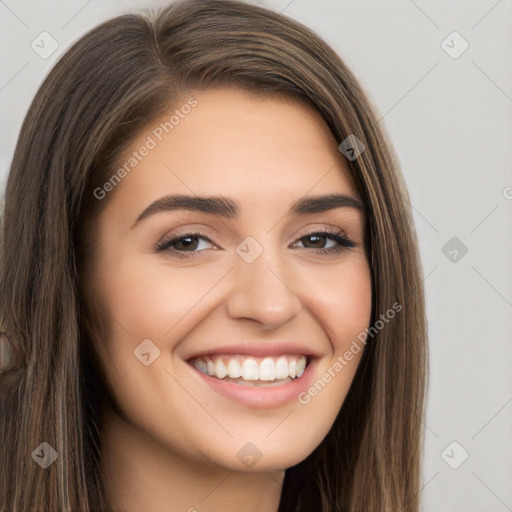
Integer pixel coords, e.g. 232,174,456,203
155,222,218,245
154,230,218,253
295,226,349,241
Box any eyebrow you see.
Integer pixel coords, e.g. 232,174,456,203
131,193,363,229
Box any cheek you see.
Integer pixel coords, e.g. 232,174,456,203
300,256,372,352
94,252,217,337
280,257,372,455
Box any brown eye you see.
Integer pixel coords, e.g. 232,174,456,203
173,235,200,251
155,232,217,257
301,233,331,249
294,230,355,255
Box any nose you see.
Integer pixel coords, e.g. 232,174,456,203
225,246,303,330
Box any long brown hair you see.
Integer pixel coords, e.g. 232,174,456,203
0,1,427,510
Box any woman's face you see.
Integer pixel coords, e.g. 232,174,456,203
85,87,372,472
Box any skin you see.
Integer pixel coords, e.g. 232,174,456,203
83,87,372,512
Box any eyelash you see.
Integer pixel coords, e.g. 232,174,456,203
154,229,355,259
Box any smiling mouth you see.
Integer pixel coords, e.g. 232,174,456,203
188,354,309,387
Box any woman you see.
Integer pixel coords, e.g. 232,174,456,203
0,0,427,510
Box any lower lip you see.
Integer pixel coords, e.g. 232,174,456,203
188,359,317,409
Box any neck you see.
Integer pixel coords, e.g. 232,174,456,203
101,409,285,512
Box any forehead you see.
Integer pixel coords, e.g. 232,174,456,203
104,87,358,217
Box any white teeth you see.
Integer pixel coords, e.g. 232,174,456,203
275,357,289,379
191,354,308,382
227,359,242,378
296,357,306,377
241,358,259,380
214,359,228,379
289,359,297,379
195,358,207,374
259,357,276,381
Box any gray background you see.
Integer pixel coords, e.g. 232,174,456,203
1,1,511,510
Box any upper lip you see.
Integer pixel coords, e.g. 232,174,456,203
185,341,322,360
